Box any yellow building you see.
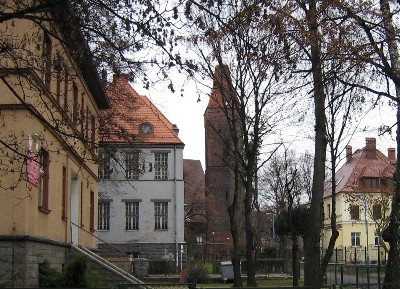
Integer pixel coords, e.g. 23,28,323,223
322,138,395,264
0,2,108,286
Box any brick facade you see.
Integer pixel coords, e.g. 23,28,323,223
204,65,236,242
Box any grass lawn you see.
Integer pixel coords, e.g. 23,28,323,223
196,278,300,288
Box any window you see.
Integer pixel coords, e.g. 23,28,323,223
85,107,89,140
373,204,382,220
350,205,360,220
383,178,393,188
125,151,139,179
375,232,382,247
154,202,168,230
80,182,84,226
327,203,331,219
98,202,110,230
72,83,78,124
99,152,111,179
125,202,139,230
43,32,52,90
91,114,96,148
351,232,360,247
154,152,168,180
90,191,95,231
62,166,67,220
80,96,84,133
364,177,380,188
64,69,69,113
38,148,50,211
56,62,61,103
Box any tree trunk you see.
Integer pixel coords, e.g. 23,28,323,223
320,146,339,280
380,0,400,286
292,234,300,287
244,175,257,286
303,0,327,287
227,146,243,287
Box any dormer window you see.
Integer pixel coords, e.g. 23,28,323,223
382,177,394,188
363,177,380,188
350,205,360,220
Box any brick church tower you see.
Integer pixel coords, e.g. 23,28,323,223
204,65,237,251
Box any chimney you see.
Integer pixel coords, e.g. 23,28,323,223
113,73,130,82
346,145,352,163
172,124,179,135
365,137,377,159
388,148,396,161
101,69,108,87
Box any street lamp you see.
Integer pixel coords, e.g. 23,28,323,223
212,231,215,258
227,237,230,257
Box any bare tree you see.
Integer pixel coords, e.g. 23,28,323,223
345,192,392,254
0,0,182,193
260,149,312,286
324,1,400,284
183,2,300,285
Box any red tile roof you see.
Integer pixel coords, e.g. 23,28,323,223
324,138,395,197
99,74,184,146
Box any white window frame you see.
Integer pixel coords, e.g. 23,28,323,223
99,152,111,179
375,232,382,247
351,232,361,247
125,151,139,180
98,202,110,230
38,148,50,210
154,152,168,180
154,202,168,230
327,203,331,219
125,201,139,230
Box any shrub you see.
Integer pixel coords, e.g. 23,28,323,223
38,260,64,287
187,265,209,284
259,246,277,258
38,256,99,288
64,255,89,287
202,262,214,274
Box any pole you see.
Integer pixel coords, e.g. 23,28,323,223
180,244,183,271
378,243,381,285
363,197,370,266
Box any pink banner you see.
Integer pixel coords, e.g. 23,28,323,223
27,152,40,187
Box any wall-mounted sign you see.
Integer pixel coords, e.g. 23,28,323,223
27,152,40,187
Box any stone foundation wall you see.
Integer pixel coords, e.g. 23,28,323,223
0,236,68,287
98,242,186,261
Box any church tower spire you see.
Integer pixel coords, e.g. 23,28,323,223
204,65,237,246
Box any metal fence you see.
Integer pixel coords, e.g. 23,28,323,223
324,264,385,285
322,246,387,265
118,284,196,289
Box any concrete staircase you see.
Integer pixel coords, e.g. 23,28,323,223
71,244,145,288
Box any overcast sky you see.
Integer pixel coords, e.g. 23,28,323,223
134,79,398,172
135,78,209,168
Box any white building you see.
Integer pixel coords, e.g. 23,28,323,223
97,74,185,266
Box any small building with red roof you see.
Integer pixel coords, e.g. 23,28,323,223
97,74,185,269
322,137,395,264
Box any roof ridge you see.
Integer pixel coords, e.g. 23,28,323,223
139,93,183,143
102,77,184,145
